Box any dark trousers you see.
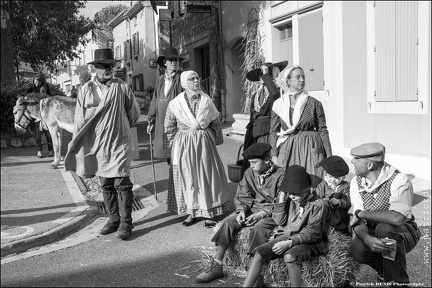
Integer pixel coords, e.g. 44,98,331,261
350,220,420,283
212,212,278,254
99,176,134,231
31,121,53,151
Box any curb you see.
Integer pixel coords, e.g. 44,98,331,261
0,207,98,258
1,168,99,258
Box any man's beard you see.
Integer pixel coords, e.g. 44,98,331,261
96,71,112,84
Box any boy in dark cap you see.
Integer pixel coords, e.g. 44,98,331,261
348,142,420,285
196,143,285,284
243,165,331,287
316,155,351,235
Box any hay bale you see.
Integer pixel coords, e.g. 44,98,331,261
210,223,360,287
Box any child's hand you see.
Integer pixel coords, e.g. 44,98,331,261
236,211,246,225
244,211,265,226
329,198,341,207
278,192,286,203
272,240,292,255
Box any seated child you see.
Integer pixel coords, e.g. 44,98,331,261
196,143,285,284
242,165,331,287
316,156,351,235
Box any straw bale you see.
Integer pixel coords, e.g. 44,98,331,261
208,223,360,287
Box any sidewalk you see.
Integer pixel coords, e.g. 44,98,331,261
0,146,98,257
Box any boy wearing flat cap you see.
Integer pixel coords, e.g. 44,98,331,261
316,155,351,235
243,165,331,287
196,143,284,284
348,142,421,285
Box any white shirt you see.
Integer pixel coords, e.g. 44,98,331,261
349,162,414,219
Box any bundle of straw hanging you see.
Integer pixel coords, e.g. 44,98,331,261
207,222,360,287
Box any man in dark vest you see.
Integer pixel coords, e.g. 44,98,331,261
147,47,184,165
348,142,421,286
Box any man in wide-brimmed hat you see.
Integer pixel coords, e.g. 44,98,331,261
243,165,331,287
65,48,141,240
241,60,288,176
147,46,184,165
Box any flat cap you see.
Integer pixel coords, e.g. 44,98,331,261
350,142,385,162
242,143,272,160
319,156,349,177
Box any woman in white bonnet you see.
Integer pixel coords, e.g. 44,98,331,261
269,66,332,187
164,70,230,227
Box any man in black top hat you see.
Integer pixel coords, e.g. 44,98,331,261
147,46,184,165
196,143,284,284
65,48,141,240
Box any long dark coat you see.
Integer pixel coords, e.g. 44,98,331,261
147,70,183,158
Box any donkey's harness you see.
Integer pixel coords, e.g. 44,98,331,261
13,100,39,130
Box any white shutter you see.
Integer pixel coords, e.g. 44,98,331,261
375,1,418,102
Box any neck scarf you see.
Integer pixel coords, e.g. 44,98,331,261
169,70,219,130
258,160,275,185
272,90,308,147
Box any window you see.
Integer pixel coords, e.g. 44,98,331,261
133,73,144,92
279,23,292,40
366,1,429,114
115,44,122,60
124,40,131,61
133,32,139,56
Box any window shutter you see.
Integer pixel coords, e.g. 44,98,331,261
395,1,418,101
134,32,139,55
375,1,418,102
298,10,324,91
123,41,127,61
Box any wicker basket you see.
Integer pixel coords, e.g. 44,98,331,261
227,144,244,183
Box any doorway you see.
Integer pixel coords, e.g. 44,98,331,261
195,45,211,95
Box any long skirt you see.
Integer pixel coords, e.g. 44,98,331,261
277,130,326,188
167,128,231,218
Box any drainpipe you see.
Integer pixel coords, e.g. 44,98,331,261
124,15,134,84
218,0,226,122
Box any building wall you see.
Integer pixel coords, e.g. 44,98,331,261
221,1,269,121
340,1,431,179
111,4,158,96
133,5,158,92
226,1,430,180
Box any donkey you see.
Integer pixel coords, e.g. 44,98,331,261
13,93,76,168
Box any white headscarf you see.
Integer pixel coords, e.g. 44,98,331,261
272,66,309,147
168,70,220,165
180,70,201,96
168,70,219,130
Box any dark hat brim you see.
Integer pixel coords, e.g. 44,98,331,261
157,55,184,68
88,59,121,65
246,60,289,81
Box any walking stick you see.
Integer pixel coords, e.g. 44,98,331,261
149,132,158,200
